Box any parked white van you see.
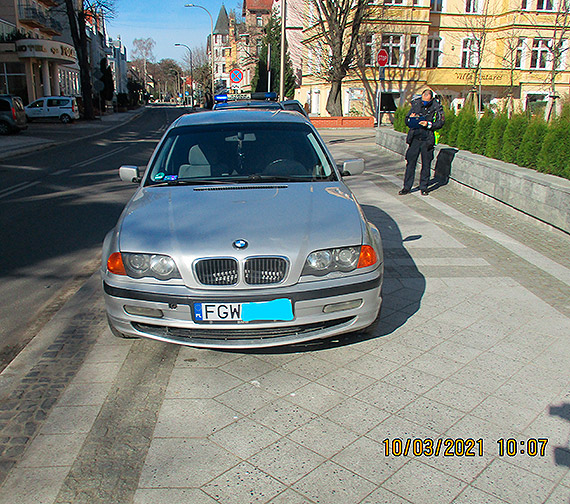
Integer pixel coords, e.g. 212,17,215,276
25,96,79,123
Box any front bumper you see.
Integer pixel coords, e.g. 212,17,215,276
102,267,383,349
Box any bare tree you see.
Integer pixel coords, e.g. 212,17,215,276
306,0,370,116
452,0,494,115
494,27,524,118
131,37,156,93
61,0,114,120
522,5,570,122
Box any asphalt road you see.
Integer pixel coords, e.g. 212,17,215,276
0,106,187,369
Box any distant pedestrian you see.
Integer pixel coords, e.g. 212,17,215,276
400,89,445,196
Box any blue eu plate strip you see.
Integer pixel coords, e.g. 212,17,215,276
242,298,293,322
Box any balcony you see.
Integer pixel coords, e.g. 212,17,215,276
18,5,63,35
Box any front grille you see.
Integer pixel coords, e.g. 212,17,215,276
245,257,288,285
133,317,354,341
195,258,238,285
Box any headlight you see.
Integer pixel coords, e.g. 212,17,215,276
303,245,376,276
113,252,181,280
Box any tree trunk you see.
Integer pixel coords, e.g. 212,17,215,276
326,80,343,117
64,0,95,120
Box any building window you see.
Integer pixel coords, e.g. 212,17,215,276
426,37,441,67
410,35,419,66
521,0,529,8
256,15,263,26
515,38,524,68
256,38,262,57
461,38,480,68
382,35,402,66
431,0,443,11
384,0,403,4
536,0,553,10
465,0,480,12
222,64,226,73
359,33,374,66
530,39,551,68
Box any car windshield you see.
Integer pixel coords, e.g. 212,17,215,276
145,122,337,185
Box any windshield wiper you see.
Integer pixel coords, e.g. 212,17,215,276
148,178,236,187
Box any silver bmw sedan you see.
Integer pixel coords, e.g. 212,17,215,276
101,109,383,349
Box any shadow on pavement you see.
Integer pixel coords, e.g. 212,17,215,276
237,205,426,355
550,403,570,468
428,147,458,193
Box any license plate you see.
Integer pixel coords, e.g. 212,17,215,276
193,299,293,323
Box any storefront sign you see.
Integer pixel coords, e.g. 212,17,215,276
425,68,519,86
15,40,77,63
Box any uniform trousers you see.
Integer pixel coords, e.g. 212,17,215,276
404,138,434,191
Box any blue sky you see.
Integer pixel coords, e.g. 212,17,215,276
106,0,243,63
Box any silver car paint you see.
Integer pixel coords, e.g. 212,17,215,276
101,109,383,348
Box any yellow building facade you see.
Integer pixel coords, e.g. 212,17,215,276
295,0,570,117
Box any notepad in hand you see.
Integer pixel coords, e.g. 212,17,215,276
407,116,424,129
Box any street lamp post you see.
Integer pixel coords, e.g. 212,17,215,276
175,43,194,108
184,4,215,102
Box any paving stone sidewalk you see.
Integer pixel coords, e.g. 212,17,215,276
0,132,568,504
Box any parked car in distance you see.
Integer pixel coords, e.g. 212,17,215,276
25,96,79,123
0,94,27,135
101,109,384,349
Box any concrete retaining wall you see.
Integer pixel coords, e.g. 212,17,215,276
376,128,570,234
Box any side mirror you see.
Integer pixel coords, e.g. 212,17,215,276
119,165,141,183
342,159,365,176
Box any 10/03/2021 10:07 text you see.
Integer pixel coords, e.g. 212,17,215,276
383,438,549,457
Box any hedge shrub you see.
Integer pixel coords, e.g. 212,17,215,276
438,107,455,145
391,103,570,180
393,105,410,133
517,118,547,169
501,114,529,164
485,113,508,159
472,109,494,155
456,108,478,151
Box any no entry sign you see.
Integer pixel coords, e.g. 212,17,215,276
377,49,389,67
230,68,243,84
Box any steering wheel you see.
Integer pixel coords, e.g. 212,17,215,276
264,159,307,176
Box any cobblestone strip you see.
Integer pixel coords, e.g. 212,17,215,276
53,339,179,504
0,306,103,486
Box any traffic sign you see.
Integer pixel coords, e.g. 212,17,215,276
229,68,243,84
377,49,389,67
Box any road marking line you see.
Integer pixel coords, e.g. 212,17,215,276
72,146,129,168
0,181,40,200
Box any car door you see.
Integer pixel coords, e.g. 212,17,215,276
26,99,45,119
46,98,60,118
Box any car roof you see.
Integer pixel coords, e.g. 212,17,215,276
171,108,311,129
213,101,284,111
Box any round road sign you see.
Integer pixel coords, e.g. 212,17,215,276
377,49,389,67
230,68,243,84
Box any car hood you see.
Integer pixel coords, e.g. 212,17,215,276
117,182,364,286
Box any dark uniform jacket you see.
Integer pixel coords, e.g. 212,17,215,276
405,97,445,147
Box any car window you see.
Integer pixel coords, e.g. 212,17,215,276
0,99,9,112
47,99,68,107
28,100,44,108
146,123,335,185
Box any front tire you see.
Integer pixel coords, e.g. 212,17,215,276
0,121,10,135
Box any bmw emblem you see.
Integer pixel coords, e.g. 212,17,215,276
233,239,248,250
